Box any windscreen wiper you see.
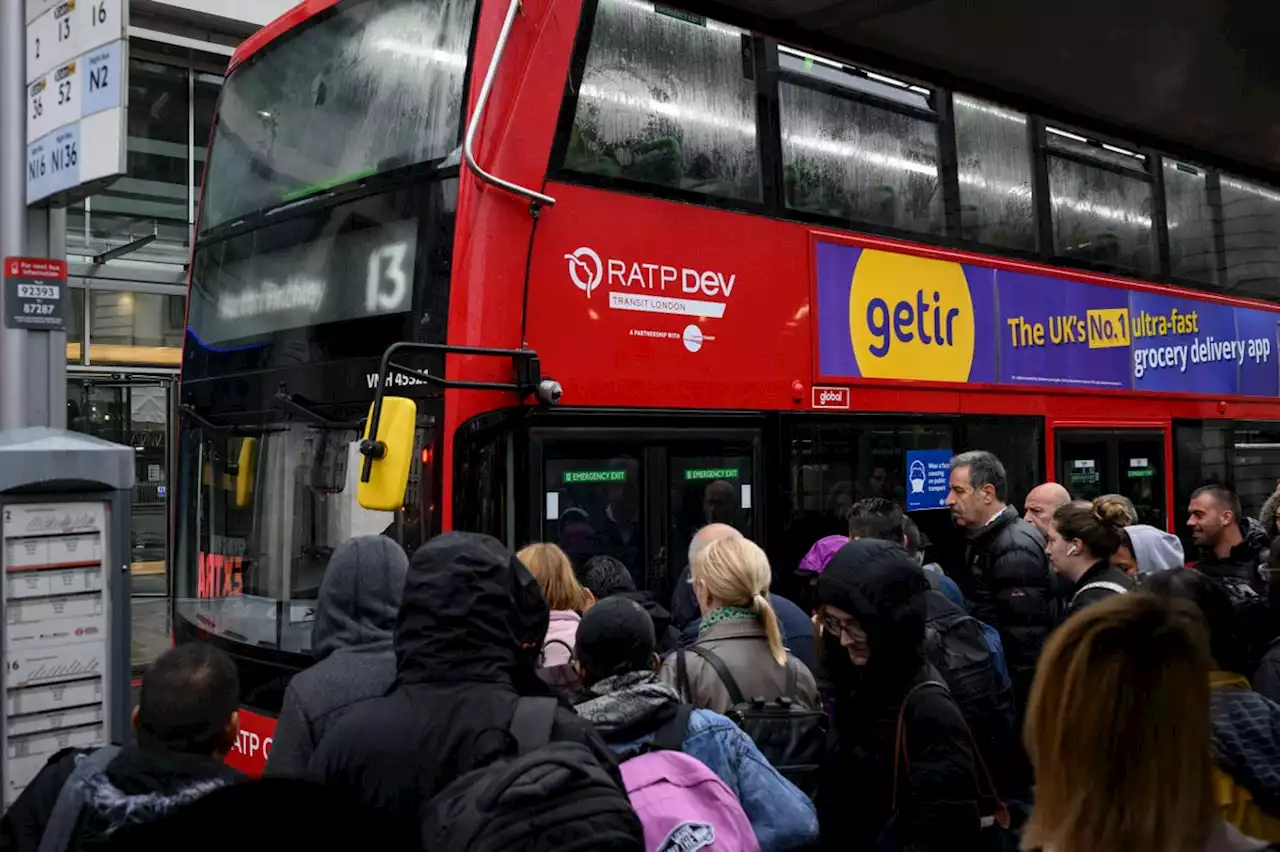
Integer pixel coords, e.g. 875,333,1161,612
272,386,365,430
179,403,280,436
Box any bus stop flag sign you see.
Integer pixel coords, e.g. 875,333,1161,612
4,258,67,331
906,449,953,511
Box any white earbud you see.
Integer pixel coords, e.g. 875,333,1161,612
1067,546,1079,556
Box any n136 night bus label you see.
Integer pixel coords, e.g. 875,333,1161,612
816,241,1279,397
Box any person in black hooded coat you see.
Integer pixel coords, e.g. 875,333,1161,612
306,532,621,833
815,539,983,852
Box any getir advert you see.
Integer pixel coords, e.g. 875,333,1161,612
815,241,1278,397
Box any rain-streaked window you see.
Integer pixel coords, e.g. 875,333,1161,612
563,0,761,201
953,95,1034,251
1045,127,1154,273
1221,176,1280,301
1163,160,1218,286
777,51,941,235
201,0,476,232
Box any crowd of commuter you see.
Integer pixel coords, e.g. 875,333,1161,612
11,450,1280,851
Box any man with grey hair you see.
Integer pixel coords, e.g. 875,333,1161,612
946,450,1051,714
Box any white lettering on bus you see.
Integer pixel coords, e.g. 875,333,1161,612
218,278,326,320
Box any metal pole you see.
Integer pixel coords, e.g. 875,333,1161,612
0,0,28,430
46,207,67,429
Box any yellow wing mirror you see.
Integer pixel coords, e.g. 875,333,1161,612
235,437,257,508
357,396,417,511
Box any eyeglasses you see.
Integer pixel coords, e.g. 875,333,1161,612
821,614,861,640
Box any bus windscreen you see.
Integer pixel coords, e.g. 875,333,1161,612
199,0,477,233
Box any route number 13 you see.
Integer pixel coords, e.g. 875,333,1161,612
366,242,408,313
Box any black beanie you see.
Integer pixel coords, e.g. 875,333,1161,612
575,596,655,679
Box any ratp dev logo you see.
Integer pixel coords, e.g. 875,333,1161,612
849,249,975,382
565,247,603,298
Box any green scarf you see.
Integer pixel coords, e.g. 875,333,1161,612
699,605,756,635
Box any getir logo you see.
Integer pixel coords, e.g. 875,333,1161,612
849,249,975,382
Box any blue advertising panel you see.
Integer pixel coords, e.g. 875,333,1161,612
906,449,953,511
815,241,1280,397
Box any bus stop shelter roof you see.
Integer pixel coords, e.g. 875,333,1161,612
684,0,1280,182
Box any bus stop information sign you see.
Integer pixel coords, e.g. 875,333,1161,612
3,257,67,331
23,0,128,206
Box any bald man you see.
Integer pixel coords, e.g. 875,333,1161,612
671,523,742,629
1022,482,1070,540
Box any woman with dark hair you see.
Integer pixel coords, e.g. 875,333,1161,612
1045,496,1134,619
1144,569,1280,842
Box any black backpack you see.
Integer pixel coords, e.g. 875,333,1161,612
923,592,1009,718
420,697,643,852
922,592,1026,796
677,646,826,797
1217,576,1273,672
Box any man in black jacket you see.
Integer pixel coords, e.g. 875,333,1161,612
1189,485,1265,588
946,450,1051,713
307,532,621,833
0,643,244,852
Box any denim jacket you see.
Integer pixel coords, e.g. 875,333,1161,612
611,707,819,852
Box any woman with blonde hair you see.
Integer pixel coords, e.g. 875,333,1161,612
516,543,590,667
1022,592,1270,852
659,535,819,714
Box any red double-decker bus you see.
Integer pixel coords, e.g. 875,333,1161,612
176,0,1280,773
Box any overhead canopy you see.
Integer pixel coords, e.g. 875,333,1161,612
680,0,1280,183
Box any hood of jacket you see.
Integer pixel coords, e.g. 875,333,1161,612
394,532,548,685
1242,517,1270,555
798,535,850,575
79,747,243,839
1125,524,1185,576
574,670,681,741
817,539,929,699
313,535,409,661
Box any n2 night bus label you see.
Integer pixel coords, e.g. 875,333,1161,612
815,241,1280,397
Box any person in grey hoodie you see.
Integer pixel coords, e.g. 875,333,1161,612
265,535,408,777
1113,524,1186,579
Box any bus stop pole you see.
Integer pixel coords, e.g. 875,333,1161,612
0,0,30,430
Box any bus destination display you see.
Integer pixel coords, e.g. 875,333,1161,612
187,220,419,345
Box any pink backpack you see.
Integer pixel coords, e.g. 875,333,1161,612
619,706,760,852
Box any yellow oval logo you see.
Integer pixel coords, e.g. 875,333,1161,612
849,249,975,382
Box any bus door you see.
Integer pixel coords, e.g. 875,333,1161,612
1054,427,1168,530
528,427,761,607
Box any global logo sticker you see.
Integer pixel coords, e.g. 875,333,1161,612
565,247,603,298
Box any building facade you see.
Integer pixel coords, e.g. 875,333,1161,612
64,0,295,668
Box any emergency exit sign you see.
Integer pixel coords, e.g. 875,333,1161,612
684,468,740,481
563,470,627,484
